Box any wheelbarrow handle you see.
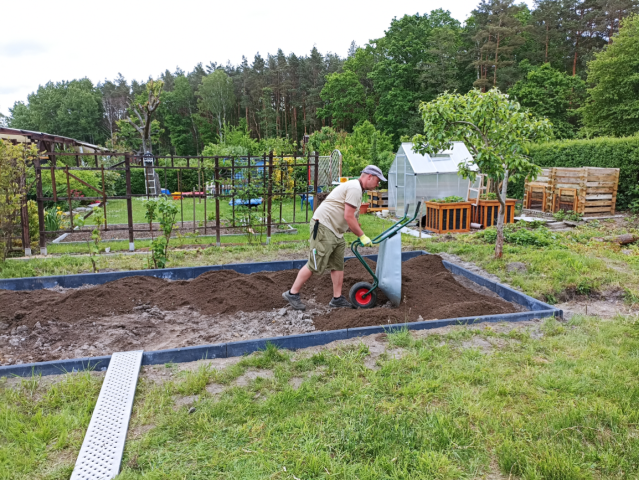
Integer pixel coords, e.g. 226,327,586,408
349,201,422,287
370,201,422,244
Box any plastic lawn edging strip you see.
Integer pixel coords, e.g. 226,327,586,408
0,252,561,378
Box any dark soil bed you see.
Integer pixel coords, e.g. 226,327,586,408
0,255,520,366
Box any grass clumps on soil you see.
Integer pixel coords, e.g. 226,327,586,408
478,221,557,247
4,315,639,478
406,215,639,304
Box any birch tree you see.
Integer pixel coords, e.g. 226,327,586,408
413,88,552,258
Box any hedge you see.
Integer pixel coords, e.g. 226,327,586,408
508,136,639,209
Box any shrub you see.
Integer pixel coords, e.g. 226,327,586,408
430,195,465,203
479,192,498,200
143,196,178,269
553,210,583,222
479,223,555,247
0,141,38,261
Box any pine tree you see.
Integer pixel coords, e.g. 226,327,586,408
472,0,530,91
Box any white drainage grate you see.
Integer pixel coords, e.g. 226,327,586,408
71,350,143,480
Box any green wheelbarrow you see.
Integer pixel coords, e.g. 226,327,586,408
349,202,422,308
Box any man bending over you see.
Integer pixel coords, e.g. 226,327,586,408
282,165,386,310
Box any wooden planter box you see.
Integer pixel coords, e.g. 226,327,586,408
472,198,516,229
424,201,472,234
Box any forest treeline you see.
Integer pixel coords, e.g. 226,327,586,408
4,0,639,156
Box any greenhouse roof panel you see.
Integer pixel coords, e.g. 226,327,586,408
400,142,476,174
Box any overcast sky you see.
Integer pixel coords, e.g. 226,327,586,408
1,0,532,117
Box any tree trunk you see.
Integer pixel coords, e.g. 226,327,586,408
545,24,549,63
493,27,501,87
494,169,509,259
572,36,579,76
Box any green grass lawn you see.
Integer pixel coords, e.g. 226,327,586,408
64,197,320,227
3,316,639,479
403,217,639,304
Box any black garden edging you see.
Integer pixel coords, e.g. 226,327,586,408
0,251,561,378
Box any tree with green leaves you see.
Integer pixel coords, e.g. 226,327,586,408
160,75,201,155
419,22,472,98
308,121,394,176
509,62,586,138
413,89,552,258
318,70,368,131
369,10,462,143
9,78,105,144
198,69,236,140
472,0,530,91
582,14,639,137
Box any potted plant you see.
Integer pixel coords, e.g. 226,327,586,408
423,196,472,234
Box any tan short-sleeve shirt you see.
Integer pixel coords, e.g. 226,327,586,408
313,180,362,238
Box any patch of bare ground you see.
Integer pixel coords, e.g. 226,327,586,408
140,356,243,386
173,394,198,410
234,369,274,387
0,304,321,367
557,288,638,319
127,424,155,441
206,383,226,395
289,377,304,389
483,459,510,479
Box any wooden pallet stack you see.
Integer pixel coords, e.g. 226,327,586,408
523,167,619,217
367,190,388,212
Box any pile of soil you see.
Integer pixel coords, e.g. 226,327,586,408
0,255,520,365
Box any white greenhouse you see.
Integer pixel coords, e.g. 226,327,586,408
388,141,477,216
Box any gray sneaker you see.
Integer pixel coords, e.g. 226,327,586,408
329,296,353,308
282,290,306,311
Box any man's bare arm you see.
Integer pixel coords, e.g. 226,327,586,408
344,204,364,237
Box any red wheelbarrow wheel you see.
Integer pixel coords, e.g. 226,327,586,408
349,282,377,309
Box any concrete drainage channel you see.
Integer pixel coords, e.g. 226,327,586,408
1,252,560,479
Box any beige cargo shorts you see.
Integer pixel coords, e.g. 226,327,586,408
307,221,345,274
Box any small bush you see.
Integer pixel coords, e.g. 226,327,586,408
478,223,555,247
479,192,498,200
553,210,583,222
430,195,465,203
